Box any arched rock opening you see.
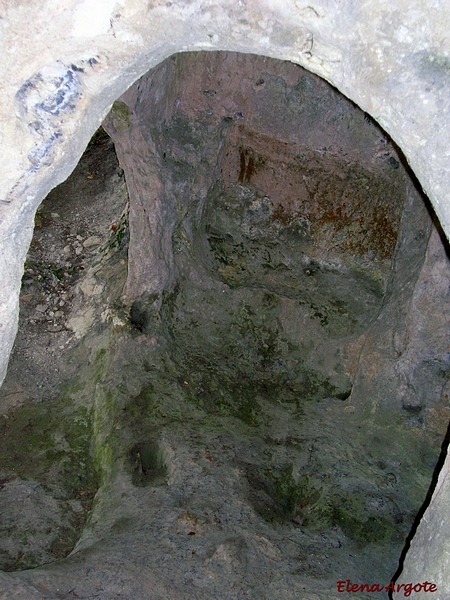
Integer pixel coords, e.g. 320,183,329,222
1,50,449,598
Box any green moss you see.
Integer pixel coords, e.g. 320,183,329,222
111,101,132,129
246,462,402,545
93,347,107,384
332,503,396,545
0,391,100,572
161,274,353,420
266,465,302,519
246,466,332,526
0,341,119,521
0,398,98,488
92,388,116,481
0,404,55,479
177,364,263,425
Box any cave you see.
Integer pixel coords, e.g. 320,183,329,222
1,48,449,599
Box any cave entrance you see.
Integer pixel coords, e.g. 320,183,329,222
1,51,449,597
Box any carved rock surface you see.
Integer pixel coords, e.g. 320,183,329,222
1,0,449,389
0,1,449,597
0,51,449,598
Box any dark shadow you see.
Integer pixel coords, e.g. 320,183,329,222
387,135,450,261
389,419,450,597
129,440,168,487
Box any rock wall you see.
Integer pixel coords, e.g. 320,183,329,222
104,53,450,597
104,52,408,303
0,1,449,597
1,0,450,389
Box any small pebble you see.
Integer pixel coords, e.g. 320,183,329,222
83,235,101,248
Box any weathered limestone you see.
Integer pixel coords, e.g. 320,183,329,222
1,0,450,388
0,0,449,596
394,445,450,598
104,51,408,305
105,53,450,597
